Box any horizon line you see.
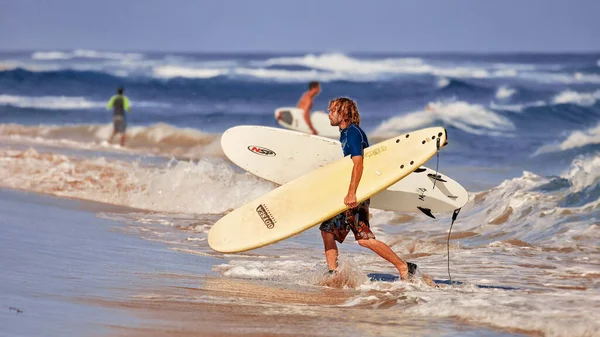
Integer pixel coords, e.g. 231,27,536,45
1,48,599,55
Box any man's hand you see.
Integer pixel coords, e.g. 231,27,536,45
344,191,358,209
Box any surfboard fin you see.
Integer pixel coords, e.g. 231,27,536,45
417,207,436,219
427,173,447,182
414,167,427,173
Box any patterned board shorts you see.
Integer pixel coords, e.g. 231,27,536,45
113,115,127,133
319,199,376,243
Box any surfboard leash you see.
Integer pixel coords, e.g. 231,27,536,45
432,136,442,191
447,207,461,287
428,132,460,286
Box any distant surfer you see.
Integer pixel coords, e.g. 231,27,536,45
321,97,417,281
296,81,321,135
106,87,131,146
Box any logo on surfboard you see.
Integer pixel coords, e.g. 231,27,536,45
247,145,276,157
256,204,276,229
418,187,427,201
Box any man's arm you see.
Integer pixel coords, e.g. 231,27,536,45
298,97,317,135
106,95,116,110
123,96,131,112
344,155,363,209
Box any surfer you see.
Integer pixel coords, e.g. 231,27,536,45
106,87,132,146
296,81,321,135
321,97,417,281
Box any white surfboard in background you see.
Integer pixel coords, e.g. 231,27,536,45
274,107,340,138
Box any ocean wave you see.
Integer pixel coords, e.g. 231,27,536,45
31,49,143,61
4,52,600,84
0,122,222,159
0,94,104,109
454,155,599,247
0,147,274,214
373,100,515,137
153,65,228,79
552,89,600,106
489,100,546,112
436,77,450,88
521,71,600,84
0,94,170,110
232,67,344,82
534,123,600,155
262,53,425,75
495,86,516,100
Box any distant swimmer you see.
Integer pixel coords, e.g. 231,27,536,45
296,81,321,135
106,87,131,146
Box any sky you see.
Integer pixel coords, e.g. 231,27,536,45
1,0,598,53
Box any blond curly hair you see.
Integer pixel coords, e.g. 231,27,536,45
328,97,360,125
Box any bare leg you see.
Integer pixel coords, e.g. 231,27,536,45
321,231,338,271
357,238,409,279
119,133,126,147
108,130,116,143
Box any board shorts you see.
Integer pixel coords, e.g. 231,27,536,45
113,115,126,133
319,199,375,243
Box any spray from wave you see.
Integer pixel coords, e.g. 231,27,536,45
0,148,275,214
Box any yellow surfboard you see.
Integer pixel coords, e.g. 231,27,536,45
208,127,447,253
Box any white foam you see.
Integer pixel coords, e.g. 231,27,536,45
0,94,169,110
262,53,424,74
406,289,600,337
234,67,343,82
260,53,499,79
215,259,317,281
373,101,515,137
31,51,72,60
436,77,450,88
534,123,600,154
552,89,600,106
152,65,227,79
455,158,600,245
562,154,600,191
522,72,600,84
490,100,546,112
31,49,143,61
495,86,516,100
0,148,274,214
0,94,104,109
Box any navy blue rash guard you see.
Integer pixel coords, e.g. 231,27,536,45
340,124,369,157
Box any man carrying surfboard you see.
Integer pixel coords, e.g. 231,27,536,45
321,97,417,281
296,81,321,135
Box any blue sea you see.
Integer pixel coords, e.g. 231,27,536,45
0,50,598,336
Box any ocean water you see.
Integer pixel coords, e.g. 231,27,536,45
0,50,599,336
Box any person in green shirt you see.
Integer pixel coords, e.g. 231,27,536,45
106,87,131,146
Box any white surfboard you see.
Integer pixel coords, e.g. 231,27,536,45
221,125,468,215
274,107,339,138
209,127,448,253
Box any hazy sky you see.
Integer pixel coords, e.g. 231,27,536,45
1,0,598,53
